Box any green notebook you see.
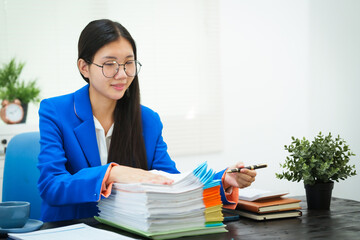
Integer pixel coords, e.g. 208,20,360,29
94,216,227,240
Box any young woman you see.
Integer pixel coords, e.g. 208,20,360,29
37,19,257,222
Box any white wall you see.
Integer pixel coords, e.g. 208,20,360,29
0,0,359,201
176,0,360,201
0,0,108,127
176,0,311,197
307,0,360,200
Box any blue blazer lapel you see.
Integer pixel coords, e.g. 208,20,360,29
73,85,101,167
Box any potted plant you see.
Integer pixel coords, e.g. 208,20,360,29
276,132,356,209
0,58,40,124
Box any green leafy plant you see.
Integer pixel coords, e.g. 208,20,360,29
0,58,40,104
276,132,356,185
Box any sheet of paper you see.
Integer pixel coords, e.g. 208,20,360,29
8,223,138,240
238,188,289,201
113,170,203,193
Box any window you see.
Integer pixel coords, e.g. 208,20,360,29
0,0,223,156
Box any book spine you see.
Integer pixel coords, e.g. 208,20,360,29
236,203,260,213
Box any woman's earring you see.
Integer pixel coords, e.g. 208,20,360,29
126,88,130,97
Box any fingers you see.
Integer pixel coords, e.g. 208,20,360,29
225,168,257,189
130,169,174,185
236,170,256,188
141,172,174,185
240,168,257,177
109,165,174,185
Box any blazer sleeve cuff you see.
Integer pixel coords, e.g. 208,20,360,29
99,163,118,200
217,169,239,209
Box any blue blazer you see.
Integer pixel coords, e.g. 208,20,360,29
38,85,228,222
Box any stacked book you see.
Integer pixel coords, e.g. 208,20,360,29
223,188,302,221
96,162,227,239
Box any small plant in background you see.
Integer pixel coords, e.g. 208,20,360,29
0,58,40,104
276,132,356,185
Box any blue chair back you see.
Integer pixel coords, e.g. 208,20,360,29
2,132,42,220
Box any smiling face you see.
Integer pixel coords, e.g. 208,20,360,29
79,37,135,105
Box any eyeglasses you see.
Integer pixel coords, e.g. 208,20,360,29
89,60,142,78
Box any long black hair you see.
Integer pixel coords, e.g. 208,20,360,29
78,19,147,170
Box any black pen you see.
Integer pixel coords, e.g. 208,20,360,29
226,164,267,173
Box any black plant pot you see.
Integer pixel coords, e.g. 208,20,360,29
304,182,334,210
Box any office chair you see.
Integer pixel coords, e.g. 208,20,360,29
2,131,42,220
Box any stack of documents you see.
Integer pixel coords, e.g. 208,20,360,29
96,162,227,239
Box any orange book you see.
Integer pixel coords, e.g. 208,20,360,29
236,197,301,213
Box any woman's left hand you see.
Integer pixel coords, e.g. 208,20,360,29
223,162,257,191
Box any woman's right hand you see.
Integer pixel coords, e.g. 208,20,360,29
106,165,174,185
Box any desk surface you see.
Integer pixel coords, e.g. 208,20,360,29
3,196,360,240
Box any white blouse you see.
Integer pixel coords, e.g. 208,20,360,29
93,116,114,165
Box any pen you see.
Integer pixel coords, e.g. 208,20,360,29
226,164,267,173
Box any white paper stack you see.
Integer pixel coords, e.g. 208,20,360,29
96,163,227,239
